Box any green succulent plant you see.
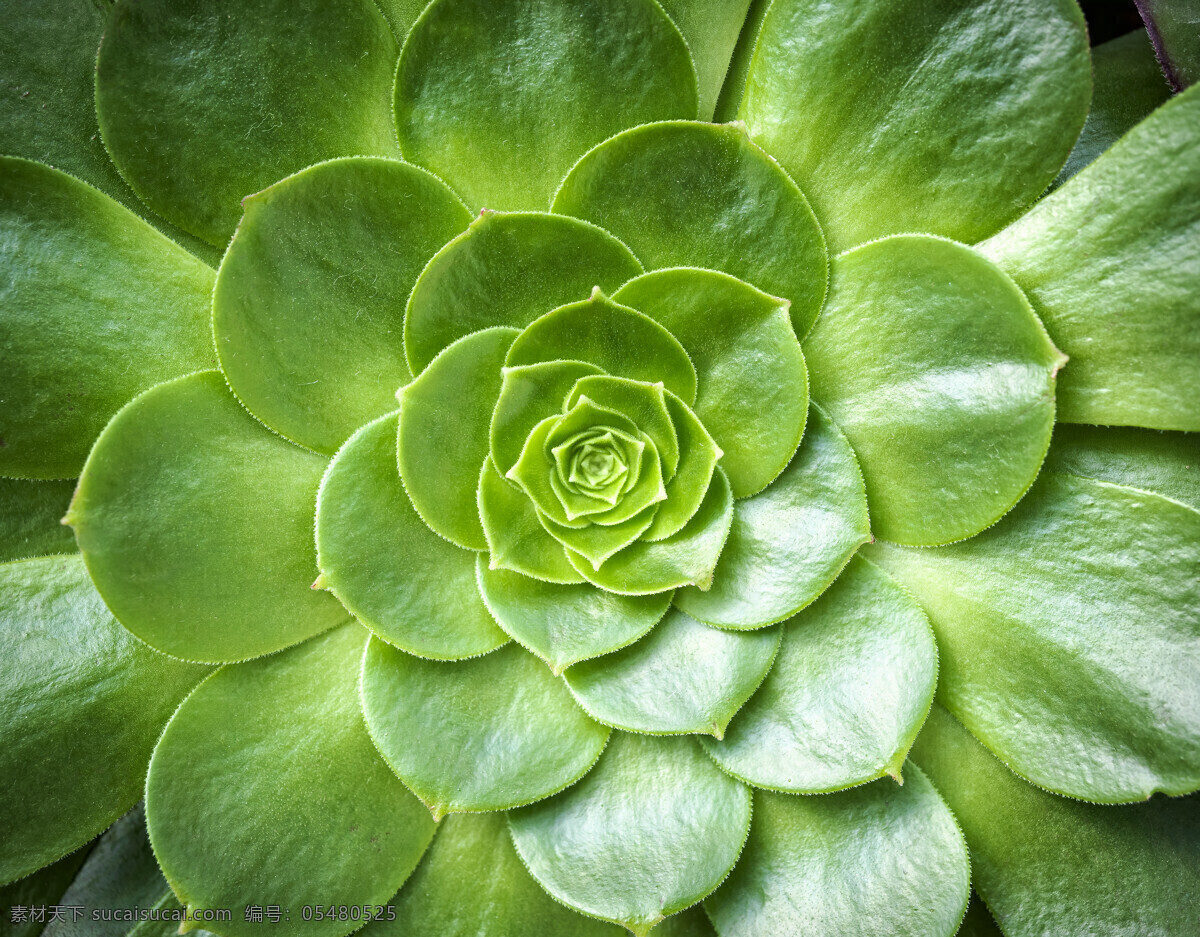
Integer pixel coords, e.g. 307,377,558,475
1,1,1199,936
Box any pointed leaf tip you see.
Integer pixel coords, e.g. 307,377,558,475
311,573,328,591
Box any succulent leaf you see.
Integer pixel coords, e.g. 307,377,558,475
71,372,346,663
676,405,869,628
912,703,1200,937
317,413,509,659
212,157,472,453
378,812,624,936
615,268,808,497
741,0,1092,251
398,327,518,551
704,769,970,937
0,556,209,885
96,0,401,245
564,607,781,738
361,638,609,815
509,732,751,935
146,624,436,937
507,291,698,405
804,234,1064,546
0,158,216,480
554,122,828,336
395,0,699,211
405,212,643,376
0,0,217,263
476,561,672,673
981,85,1200,432
870,472,1200,803
702,555,937,792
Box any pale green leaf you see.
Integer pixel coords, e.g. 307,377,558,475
564,607,780,737
509,732,751,936
146,624,436,937
912,703,1200,937
316,413,508,660
705,772,969,937
395,0,698,211
361,638,607,815
980,85,1200,431
741,0,1090,251
213,157,471,453
704,555,937,792
869,472,1200,803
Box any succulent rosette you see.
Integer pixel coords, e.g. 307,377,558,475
2,0,1199,935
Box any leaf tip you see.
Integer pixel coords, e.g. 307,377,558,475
710,722,725,741
311,573,329,591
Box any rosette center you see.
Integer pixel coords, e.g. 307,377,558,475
554,429,636,504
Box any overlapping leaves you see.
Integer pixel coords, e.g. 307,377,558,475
1,1,1199,936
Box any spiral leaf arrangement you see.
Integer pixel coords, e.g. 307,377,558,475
1,1,1198,936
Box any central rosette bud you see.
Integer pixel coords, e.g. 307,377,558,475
555,425,636,506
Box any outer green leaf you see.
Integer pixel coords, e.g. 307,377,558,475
478,458,583,584
96,0,400,246
644,393,722,541
1139,0,1200,89
703,555,937,792
476,560,671,673
0,479,75,562
656,1,752,120
398,327,518,551
554,122,826,336
41,805,171,937
980,86,1200,431
71,371,345,663
507,291,698,405
705,772,969,937
490,361,605,476
568,466,733,595
564,607,780,737
712,0,769,122
676,406,869,629
509,732,751,935
405,212,642,375
316,413,508,660
804,235,1063,546
868,472,1200,803
146,624,435,937
0,0,216,264
741,0,1090,251
615,268,807,496
362,639,608,815
1054,29,1170,187
1044,423,1200,510
374,812,622,937
395,0,698,212
213,158,471,453
0,158,215,480
0,556,208,885
912,703,1200,937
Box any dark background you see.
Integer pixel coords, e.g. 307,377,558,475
1079,0,1145,44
